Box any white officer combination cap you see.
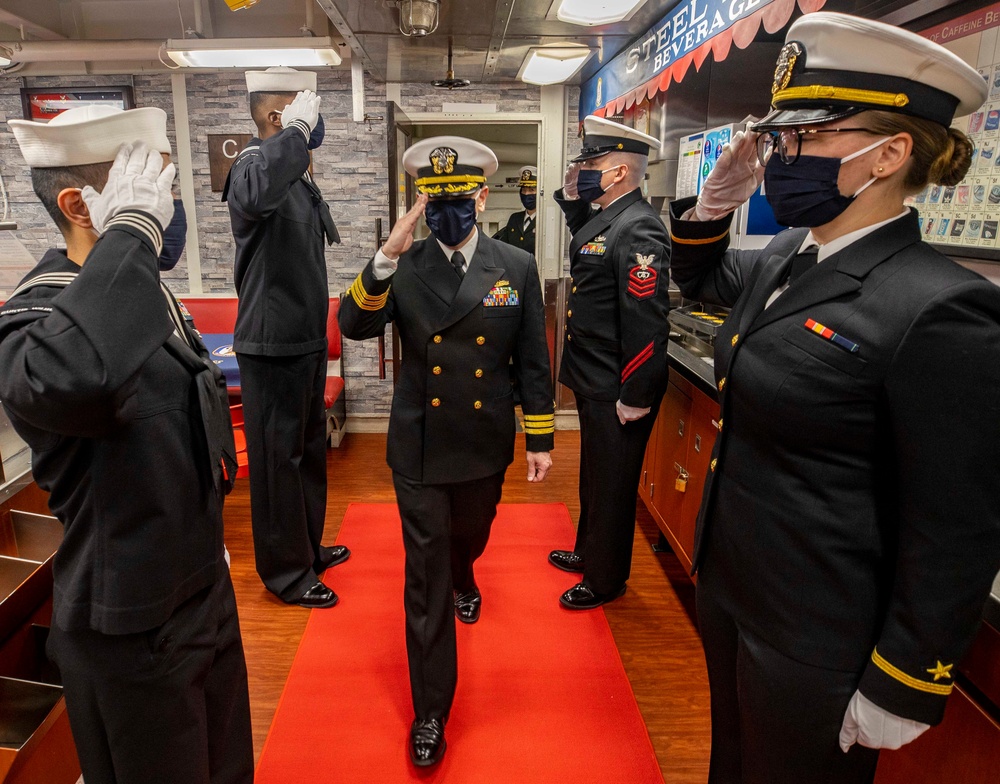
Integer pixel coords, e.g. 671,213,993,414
403,136,499,198
245,65,317,94
517,165,538,188
9,105,171,168
572,115,661,162
752,11,988,131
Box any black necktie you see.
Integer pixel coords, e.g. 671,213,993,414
451,251,466,280
788,245,819,285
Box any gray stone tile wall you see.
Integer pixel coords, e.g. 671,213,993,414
0,72,577,415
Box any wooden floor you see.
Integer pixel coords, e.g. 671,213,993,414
225,430,712,781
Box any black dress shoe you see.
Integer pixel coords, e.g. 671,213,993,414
559,582,626,610
294,582,339,609
409,718,446,767
315,545,351,573
548,549,585,573
454,587,482,624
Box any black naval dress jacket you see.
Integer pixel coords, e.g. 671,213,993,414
668,198,1000,725
554,187,672,406
493,210,536,254
339,232,555,483
0,219,235,635
224,127,339,356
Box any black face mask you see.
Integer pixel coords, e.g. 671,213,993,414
425,198,478,247
763,136,887,228
520,192,537,211
308,113,325,150
159,198,187,271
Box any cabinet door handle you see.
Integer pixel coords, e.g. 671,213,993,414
649,482,655,500
678,419,685,437
711,419,720,431
694,434,702,453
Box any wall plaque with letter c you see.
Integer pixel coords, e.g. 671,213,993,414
208,133,252,192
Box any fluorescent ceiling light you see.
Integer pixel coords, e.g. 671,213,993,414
165,37,342,68
556,0,648,26
0,46,12,67
519,46,592,86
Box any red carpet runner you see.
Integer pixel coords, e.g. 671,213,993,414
255,503,665,783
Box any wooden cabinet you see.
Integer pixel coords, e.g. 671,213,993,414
639,371,719,573
0,485,81,784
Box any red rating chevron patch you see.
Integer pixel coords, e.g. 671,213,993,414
627,252,658,299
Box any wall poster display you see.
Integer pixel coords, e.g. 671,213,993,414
912,3,1000,260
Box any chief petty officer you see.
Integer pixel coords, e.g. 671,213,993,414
668,12,1000,782
0,107,253,783
225,66,349,609
339,136,555,767
547,117,673,610
493,164,538,253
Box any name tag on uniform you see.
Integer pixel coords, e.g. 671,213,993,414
483,280,519,307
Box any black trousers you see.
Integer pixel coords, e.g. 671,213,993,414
572,392,662,595
696,567,880,784
393,470,506,721
47,569,253,784
237,349,328,601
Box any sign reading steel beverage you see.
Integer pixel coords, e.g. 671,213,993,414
579,0,826,119
208,133,253,192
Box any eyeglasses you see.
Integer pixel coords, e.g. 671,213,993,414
755,127,879,166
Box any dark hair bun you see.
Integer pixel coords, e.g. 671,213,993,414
933,128,974,186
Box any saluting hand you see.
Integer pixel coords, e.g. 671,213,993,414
693,130,764,221
280,89,321,139
81,142,176,234
526,451,552,483
563,162,582,200
382,193,428,260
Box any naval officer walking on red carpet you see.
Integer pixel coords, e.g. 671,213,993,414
340,136,555,767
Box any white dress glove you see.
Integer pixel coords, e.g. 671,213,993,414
616,400,651,425
563,162,581,200
693,130,765,221
81,142,176,234
838,691,931,753
280,90,321,140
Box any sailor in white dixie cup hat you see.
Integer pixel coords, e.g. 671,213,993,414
493,164,539,253
668,12,1000,783
548,114,673,614
1,107,254,782
339,135,554,767
224,65,347,611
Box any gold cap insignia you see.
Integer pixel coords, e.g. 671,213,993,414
430,147,457,175
773,41,804,96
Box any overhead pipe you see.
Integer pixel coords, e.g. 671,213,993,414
0,39,166,63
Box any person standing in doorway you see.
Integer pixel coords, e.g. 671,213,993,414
493,165,538,254
225,66,349,609
340,136,555,767
548,116,673,610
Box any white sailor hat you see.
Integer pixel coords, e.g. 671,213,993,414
573,115,660,162
403,136,499,198
9,105,171,168
752,12,987,131
517,165,538,188
245,66,316,94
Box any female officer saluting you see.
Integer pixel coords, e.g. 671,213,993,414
669,12,1000,783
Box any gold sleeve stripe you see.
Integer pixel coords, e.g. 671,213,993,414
347,274,388,312
524,414,555,422
669,228,730,246
524,413,555,434
524,426,555,435
871,649,953,696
